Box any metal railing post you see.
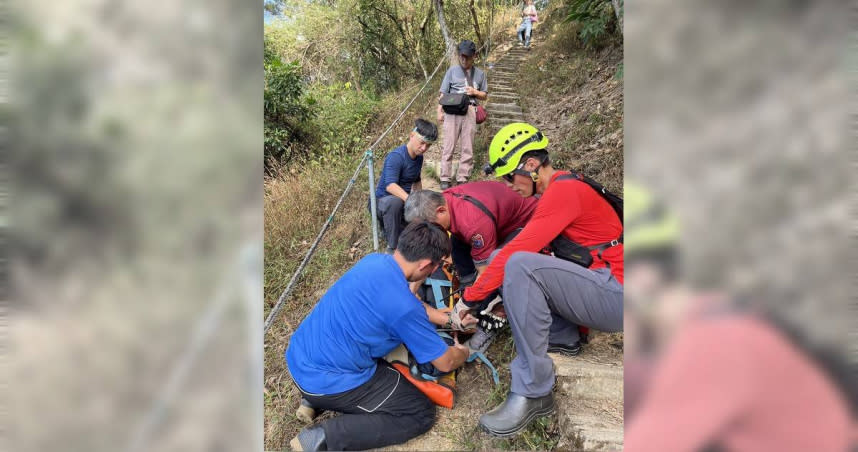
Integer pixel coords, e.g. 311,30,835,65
367,150,380,251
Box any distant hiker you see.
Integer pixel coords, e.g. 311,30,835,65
437,40,488,189
286,221,472,451
404,182,539,285
456,122,624,437
518,0,538,49
371,118,438,253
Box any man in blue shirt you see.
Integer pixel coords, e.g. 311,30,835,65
287,221,471,451
372,118,438,253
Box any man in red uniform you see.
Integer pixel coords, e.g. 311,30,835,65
403,181,539,285
457,122,624,437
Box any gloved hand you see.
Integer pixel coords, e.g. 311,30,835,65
474,296,507,331
450,300,478,332
461,292,507,332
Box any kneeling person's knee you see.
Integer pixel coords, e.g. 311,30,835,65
412,395,436,435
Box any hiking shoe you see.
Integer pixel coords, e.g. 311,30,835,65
547,341,582,356
466,326,498,355
440,181,451,190
290,425,327,451
295,398,318,424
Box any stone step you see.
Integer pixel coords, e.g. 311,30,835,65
558,410,624,451
489,93,519,99
551,355,624,451
491,87,516,94
489,117,524,127
486,103,522,113
489,112,524,121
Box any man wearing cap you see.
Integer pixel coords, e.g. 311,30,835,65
371,118,438,253
437,40,488,189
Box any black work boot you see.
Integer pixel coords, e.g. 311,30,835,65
289,425,327,451
479,392,554,438
547,340,583,357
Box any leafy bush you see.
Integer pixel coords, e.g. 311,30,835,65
264,37,314,163
305,82,378,161
563,0,619,47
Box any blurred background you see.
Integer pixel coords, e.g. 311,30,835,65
624,0,855,450
8,0,262,450
6,0,855,450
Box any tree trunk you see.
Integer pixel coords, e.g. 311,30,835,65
468,0,483,49
611,0,623,34
433,0,457,66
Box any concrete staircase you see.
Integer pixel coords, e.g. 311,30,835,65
486,46,530,132
551,353,624,451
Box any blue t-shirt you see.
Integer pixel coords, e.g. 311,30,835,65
374,144,423,199
286,254,448,395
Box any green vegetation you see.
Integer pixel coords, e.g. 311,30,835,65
264,0,624,449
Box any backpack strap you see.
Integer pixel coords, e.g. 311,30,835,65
450,192,497,226
464,67,478,105
554,172,623,265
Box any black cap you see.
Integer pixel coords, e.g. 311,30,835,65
458,40,477,56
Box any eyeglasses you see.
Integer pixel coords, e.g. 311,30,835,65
502,166,532,183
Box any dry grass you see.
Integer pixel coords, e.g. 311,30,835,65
263,5,623,449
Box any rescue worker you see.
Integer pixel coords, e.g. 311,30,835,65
403,182,538,285
456,122,624,437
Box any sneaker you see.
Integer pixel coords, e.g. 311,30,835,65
440,181,451,190
547,341,582,356
465,327,498,355
295,398,320,424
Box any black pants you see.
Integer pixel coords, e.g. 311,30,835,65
451,228,523,285
299,361,436,450
371,196,407,252
451,235,477,283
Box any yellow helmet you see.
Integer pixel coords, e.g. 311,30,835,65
485,122,549,178
623,182,679,256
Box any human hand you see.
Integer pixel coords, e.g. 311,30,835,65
465,86,476,96
450,301,478,332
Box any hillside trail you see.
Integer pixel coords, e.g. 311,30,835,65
383,40,624,451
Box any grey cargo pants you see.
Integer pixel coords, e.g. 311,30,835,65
502,252,623,397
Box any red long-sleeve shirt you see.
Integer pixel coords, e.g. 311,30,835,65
463,171,623,301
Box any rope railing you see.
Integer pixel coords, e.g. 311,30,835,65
264,23,508,335
264,53,447,335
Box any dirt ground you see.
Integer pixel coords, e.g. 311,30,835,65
265,11,624,450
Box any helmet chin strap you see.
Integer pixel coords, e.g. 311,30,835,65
529,171,538,196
